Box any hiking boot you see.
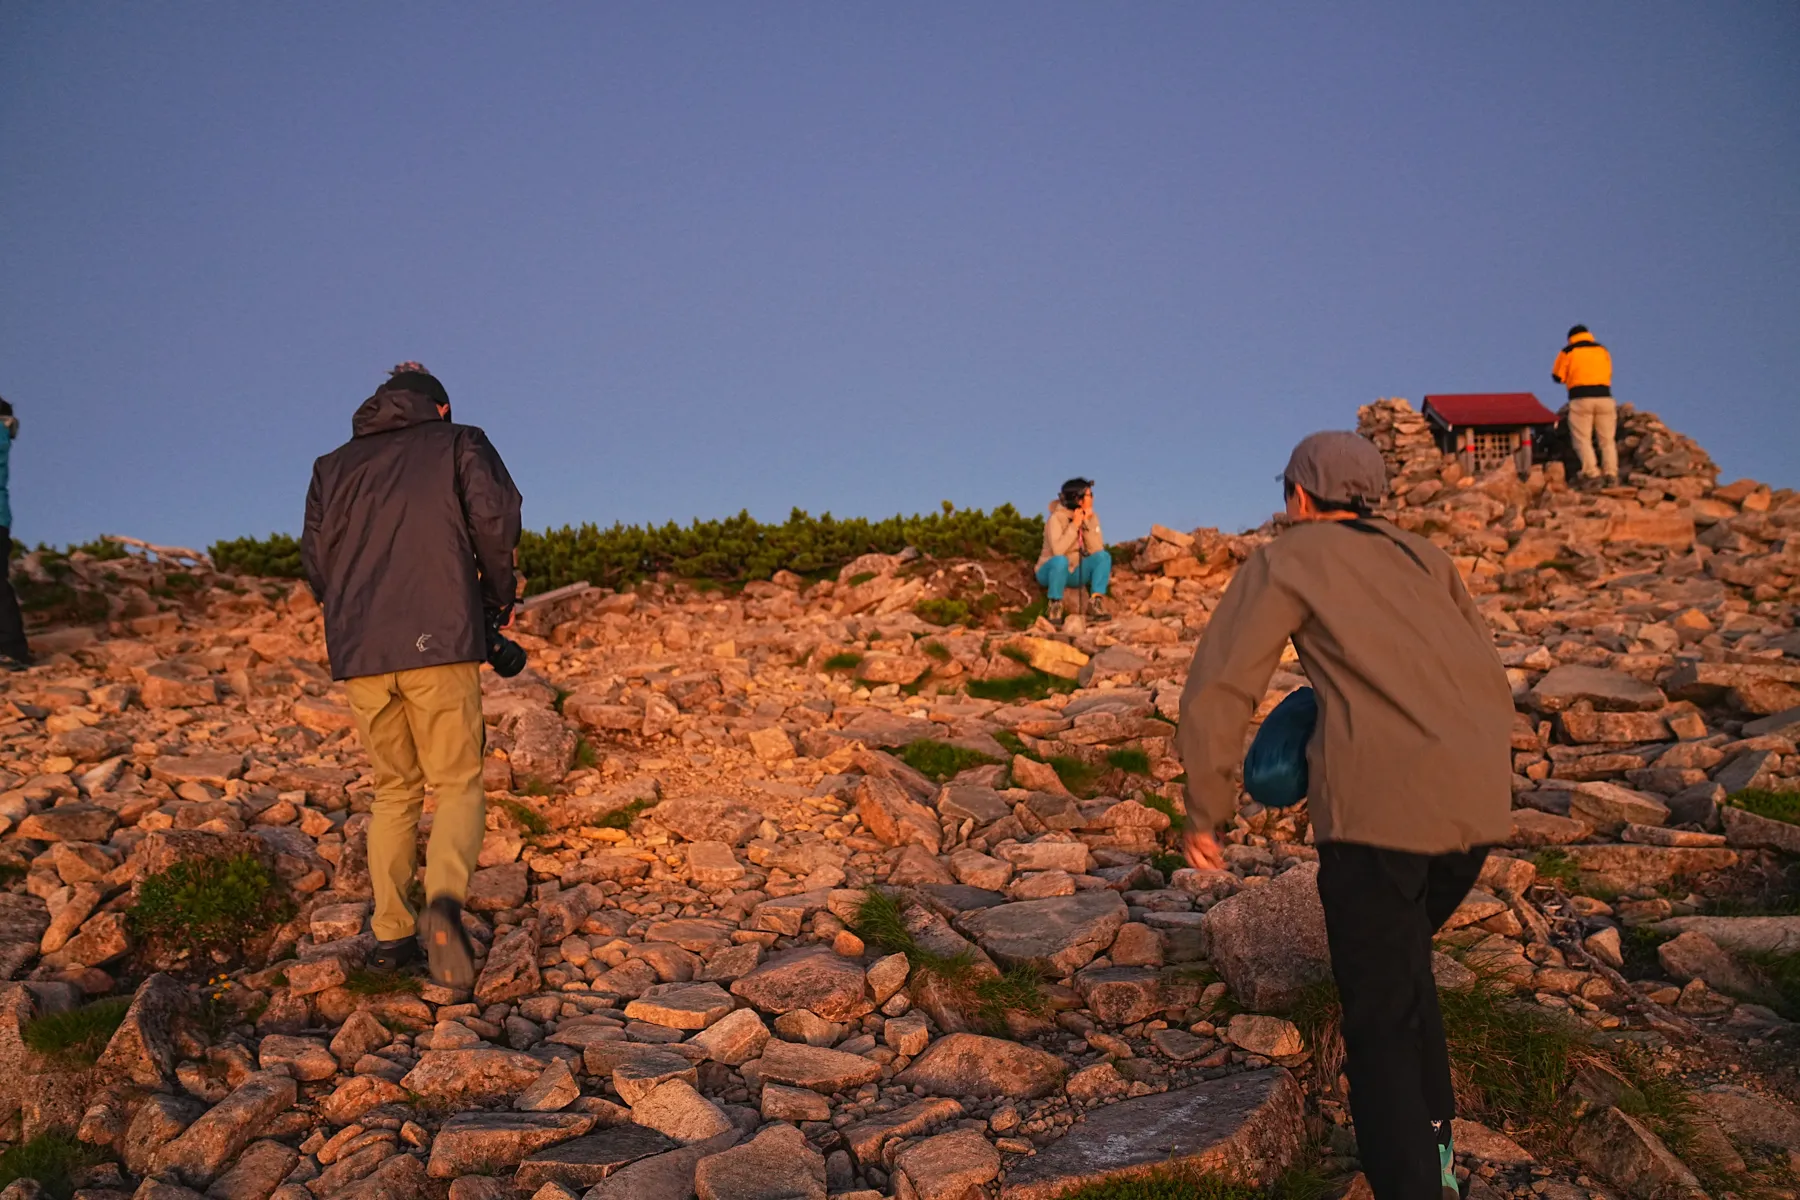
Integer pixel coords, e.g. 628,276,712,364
1046,600,1064,624
418,896,476,990
0,653,31,673
1602,474,1619,489
370,937,420,972
1088,595,1111,622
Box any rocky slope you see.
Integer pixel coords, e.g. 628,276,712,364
0,398,1796,1200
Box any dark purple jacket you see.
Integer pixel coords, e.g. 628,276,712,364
302,387,522,681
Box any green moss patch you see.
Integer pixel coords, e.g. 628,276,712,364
851,889,1046,1030
494,796,551,836
1105,747,1153,776
822,651,864,672
127,852,295,963
1729,789,1800,825
895,739,997,782
346,969,422,996
914,598,972,626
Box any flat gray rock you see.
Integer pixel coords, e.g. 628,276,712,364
1000,1068,1306,1200
1652,915,1800,956
957,891,1127,975
512,1124,679,1190
1529,665,1665,713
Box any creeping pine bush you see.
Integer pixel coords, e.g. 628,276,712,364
210,533,306,578
515,502,1042,593
202,503,1043,591
128,853,295,962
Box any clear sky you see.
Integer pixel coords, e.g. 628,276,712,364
2,3,1796,552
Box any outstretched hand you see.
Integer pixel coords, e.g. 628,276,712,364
1182,824,1226,871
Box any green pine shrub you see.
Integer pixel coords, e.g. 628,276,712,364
211,533,306,578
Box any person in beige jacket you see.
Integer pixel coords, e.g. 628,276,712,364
1035,477,1110,623
1175,431,1512,1200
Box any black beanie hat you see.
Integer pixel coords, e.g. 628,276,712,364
380,361,449,409
1567,324,1589,339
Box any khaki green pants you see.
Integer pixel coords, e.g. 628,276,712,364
344,662,487,942
1567,396,1618,478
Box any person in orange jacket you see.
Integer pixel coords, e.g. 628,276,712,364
1551,325,1617,488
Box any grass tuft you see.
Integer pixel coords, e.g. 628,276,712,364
1006,598,1048,630
1148,852,1186,879
573,735,600,771
993,730,1029,759
920,639,952,663
1140,792,1183,827
851,889,1046,1029
1049,1155,1337,1200
972,963,1052,1026
345,969,422,996
1744,949,1800,1018
823,651,864,672
494,796,551,836
127,852,295,963
846,571,878,587
896,739,998,782
22,997,131,1066
914,598,971,627
967,669,1074,703
596,797,656,831
0,1132,102,1200
1529,848,1582,889
1106,747,1153,776
1728,788,1800,825
1438,979,1588,1134
1049,755,1103,798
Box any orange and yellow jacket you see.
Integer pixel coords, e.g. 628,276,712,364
1552,331,1612,399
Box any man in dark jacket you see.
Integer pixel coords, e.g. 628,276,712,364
303,363,522,987
0,399,31,671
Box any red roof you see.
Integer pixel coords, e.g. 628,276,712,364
1422,393,1558,427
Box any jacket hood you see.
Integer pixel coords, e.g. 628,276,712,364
352,388,443,437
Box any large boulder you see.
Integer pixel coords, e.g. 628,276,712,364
1202,862,1331,1012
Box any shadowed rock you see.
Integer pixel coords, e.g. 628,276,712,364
1000,1068,1305,1200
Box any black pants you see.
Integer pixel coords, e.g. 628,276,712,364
1317,841,1489,1200
0,529,28,660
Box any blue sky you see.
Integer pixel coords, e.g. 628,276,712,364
2,3,1795,551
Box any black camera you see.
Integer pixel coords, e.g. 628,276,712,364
484,608,527,677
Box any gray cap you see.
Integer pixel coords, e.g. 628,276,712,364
1279,431,1388,507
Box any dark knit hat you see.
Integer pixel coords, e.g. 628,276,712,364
380,361,448,409
1567,324,1589,338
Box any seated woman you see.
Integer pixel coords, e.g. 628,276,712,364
1035,477,1111,623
